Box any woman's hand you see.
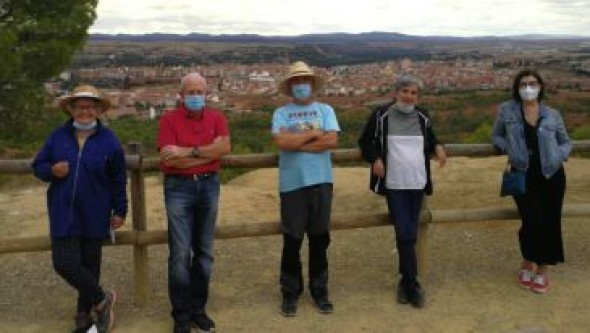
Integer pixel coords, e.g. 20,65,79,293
51,161,69,178
372,158,385,178
435,144,447,168
110,215,125,230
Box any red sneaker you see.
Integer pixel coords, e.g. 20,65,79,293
530,274,550,294
517,269,534,289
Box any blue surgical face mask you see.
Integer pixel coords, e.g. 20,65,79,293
291,83,312,101
184,94,206,111
73,120,97,130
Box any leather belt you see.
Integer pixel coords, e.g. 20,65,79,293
166,172,217,181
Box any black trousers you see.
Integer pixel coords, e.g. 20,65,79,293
51,237,106,314
514,168,566,265
279,184,332,300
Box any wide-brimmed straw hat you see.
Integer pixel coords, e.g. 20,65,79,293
278,61,324,97
57,85,111,113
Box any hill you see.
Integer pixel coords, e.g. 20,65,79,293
88,31,590,43
76,32,590,67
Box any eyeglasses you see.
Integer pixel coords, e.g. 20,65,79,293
519,80,540,89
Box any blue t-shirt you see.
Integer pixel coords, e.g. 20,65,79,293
271,102,340,193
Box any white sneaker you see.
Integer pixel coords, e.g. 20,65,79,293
530,274,550,294
517,269,534,289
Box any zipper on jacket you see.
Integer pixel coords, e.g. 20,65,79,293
69,148,83,212
69,134,91,216
374,109,388,192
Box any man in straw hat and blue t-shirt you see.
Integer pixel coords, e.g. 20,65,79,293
272,61,340,317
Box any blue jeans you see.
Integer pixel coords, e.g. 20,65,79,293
164,174,220,324
386,189,424,282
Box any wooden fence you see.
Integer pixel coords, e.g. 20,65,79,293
1,141,590,305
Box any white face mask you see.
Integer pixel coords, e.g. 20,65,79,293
73,120,97,130
395,102,415,114
519,86,540,101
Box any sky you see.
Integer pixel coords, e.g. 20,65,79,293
91,0,590,37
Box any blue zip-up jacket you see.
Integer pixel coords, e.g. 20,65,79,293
491,100,571,178
358,102,441,196
32,120,128,238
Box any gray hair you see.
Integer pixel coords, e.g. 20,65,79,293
393,75,423,91
180,73,208,91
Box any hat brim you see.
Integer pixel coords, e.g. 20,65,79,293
58,94,111,114
278,74,324,97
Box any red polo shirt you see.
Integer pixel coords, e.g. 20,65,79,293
157,105,230,175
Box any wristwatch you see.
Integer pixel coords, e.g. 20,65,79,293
192,147,200,157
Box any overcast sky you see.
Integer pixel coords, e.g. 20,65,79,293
91,0,590,37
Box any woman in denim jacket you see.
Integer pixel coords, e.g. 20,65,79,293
492,69,571,294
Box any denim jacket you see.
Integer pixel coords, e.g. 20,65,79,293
491,100,571,178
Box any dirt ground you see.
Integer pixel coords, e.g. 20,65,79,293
1,156,590,333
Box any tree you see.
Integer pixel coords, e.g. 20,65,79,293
0,0,98,141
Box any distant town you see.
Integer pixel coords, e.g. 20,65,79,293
46,34,590,119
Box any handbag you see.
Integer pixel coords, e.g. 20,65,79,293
500,164,526,197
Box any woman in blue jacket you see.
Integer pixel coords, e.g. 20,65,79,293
492,69,571,294
358,75,446,309
32,85,127,333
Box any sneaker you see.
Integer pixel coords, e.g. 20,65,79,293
191,312,216,332
530,274,550,294
312,296,334,314
94,291,117,333
280,297,298,317
406,281,425,308
72,312,93,333
517,269,535,289
173,321,191,333
396,282,409,304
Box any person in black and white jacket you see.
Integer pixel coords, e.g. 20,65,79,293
358,75,446,308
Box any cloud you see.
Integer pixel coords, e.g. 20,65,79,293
90,0,590,36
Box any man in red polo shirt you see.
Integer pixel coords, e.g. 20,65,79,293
157,73,231,333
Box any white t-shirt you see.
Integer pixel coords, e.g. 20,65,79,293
385,135,426,190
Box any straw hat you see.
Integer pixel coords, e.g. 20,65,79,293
58,85,111,113
278,61,324,97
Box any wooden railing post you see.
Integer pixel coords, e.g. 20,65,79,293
417,197,431,281
127,142,151,306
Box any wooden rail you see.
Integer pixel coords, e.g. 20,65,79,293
1,141,589,305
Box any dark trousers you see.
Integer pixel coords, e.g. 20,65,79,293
279,184,332,300
386,189,424,283
51,237,105,314
514,168,566,265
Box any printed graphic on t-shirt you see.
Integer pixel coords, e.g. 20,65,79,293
285,120,321,132
283,110,322,132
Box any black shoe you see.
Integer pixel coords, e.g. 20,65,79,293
396,282,409,304
72,312,93,333
312,296,334,314
280,297,298,317
173,321,191,333
191,312,216,332
406,281,425,308
93,290,117,333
